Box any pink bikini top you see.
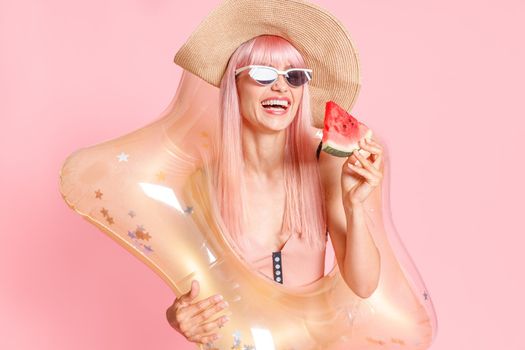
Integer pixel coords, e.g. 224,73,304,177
239,231,328,287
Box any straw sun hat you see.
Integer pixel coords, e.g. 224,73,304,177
174,0,361,129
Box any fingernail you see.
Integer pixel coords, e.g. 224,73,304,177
222,316,230,322
222,300,229,307
214,294,223,302
354,160,360,166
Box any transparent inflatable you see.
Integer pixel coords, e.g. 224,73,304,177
59,70,437,350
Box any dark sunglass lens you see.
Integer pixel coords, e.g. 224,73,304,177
287,71,310,86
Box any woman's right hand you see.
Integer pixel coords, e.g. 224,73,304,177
166,280,230,345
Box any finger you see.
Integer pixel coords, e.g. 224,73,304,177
359,138,382,155
347,163,381,188
178,294,225,321
348,157,382,183
187,331,222,346
365,137,383,148
363,145,383,171
198,314,230,335
201,332,222,345
187,314,230,341
347,162,372,176
177,280,200,307
346,154,358,166
366,138,384,151
185,296,227,322
373,153,384,171
352,150,381,176
345,147,369,167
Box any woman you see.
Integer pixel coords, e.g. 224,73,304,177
166,34,384,346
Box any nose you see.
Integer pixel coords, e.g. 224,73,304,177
271,74,288,92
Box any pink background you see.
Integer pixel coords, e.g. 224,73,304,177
1,0,523,349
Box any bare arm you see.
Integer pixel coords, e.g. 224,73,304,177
342,202,380,298
318,141,381,298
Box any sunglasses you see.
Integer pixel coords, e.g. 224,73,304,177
234,65,313,87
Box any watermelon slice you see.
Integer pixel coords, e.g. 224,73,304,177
321,101,373,157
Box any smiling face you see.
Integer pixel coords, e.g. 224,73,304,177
236,63,304,133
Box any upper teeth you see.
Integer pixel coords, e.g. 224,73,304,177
261,99,289,107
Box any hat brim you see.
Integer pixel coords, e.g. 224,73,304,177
174,0,361,129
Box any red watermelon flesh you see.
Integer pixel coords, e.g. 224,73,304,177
321,101,373,157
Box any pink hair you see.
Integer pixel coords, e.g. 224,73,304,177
209,35,326,252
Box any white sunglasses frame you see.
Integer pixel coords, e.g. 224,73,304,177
234,65,313,87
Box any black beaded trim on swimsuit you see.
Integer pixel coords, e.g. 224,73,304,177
272,251,283,284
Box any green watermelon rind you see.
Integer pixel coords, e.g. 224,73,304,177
321,143,359,157
321,129,373,158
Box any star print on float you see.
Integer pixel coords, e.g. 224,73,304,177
117,152,129,162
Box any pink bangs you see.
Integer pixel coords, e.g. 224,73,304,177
238,35,307,69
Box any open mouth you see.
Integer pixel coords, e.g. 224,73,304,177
261,99,290,112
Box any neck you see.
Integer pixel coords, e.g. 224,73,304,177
241,125,285,182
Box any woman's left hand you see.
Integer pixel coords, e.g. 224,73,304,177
341,137,384,207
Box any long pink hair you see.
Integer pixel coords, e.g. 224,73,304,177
209,35,326,251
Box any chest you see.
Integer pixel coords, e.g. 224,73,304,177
242,180,289,251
